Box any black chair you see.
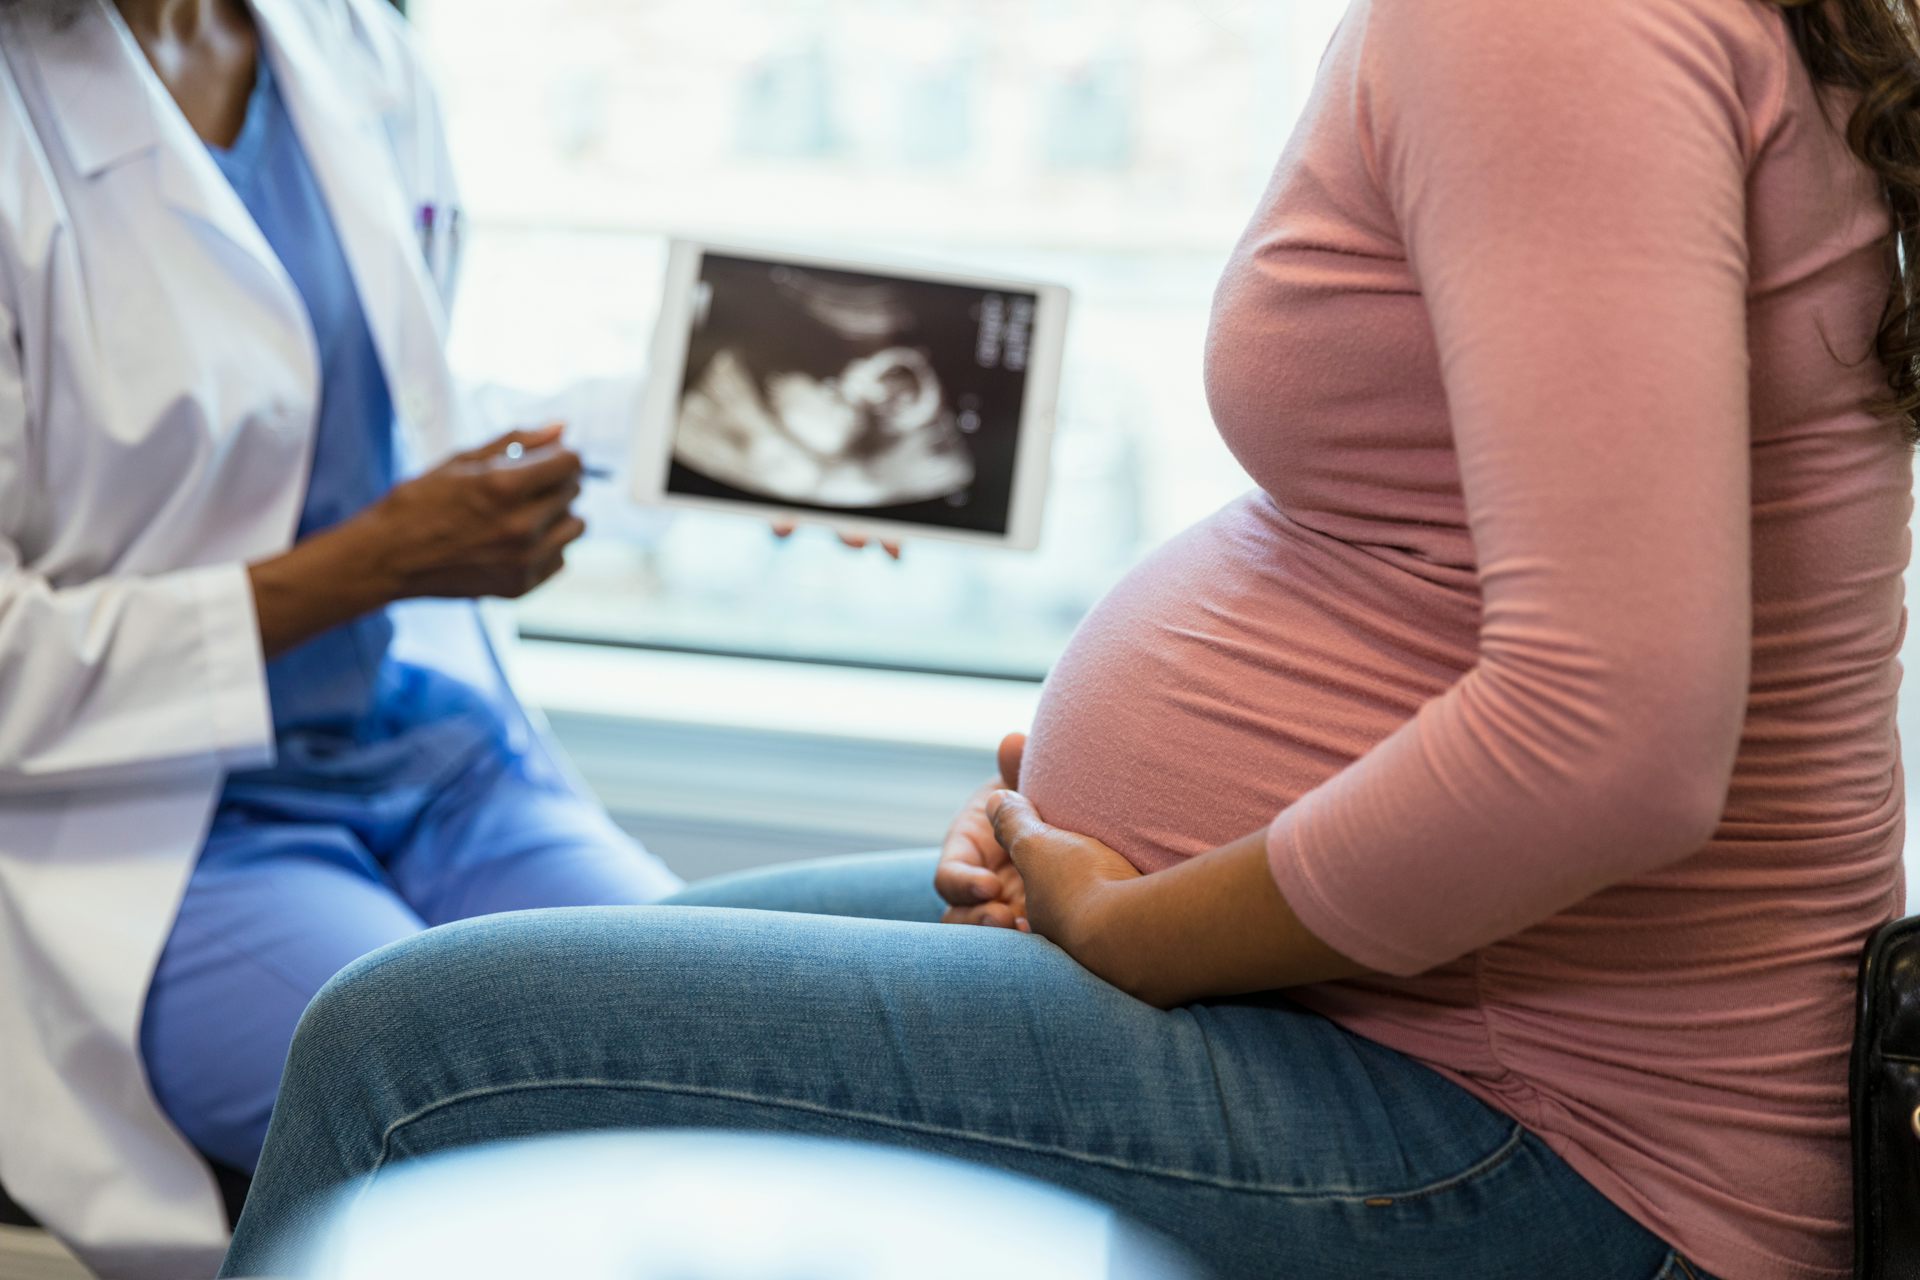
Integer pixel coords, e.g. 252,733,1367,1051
0,1161,251,1235
1854,913,1920,1280
0,1180,34,1230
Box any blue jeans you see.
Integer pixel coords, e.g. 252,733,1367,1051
221,852,1708,1280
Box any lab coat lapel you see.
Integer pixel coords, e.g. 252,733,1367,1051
27,0,305,330
253,0,460,464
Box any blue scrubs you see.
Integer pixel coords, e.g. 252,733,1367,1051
139,58,678,1174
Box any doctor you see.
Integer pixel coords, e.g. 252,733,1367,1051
0,0,691,1273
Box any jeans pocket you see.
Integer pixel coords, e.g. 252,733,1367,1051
1650,1251,1714,1280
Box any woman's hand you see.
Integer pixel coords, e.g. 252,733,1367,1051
984,791,1143,977
933,733,1028,927
983,798,1370,1009
364,425,587,600
248,425,588,658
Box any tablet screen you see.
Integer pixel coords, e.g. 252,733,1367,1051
636,244,1065,547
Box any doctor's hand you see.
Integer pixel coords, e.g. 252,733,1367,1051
771,521,903,560
362,425,587,602
247,426,587,660
934,732,1028,929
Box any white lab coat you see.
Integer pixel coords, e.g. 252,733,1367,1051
0,2,622,1275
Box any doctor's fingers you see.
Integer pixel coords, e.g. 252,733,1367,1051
464,423,565,461
492,480,583,547
523,516,587,593
476,443,583,504
492,514,587,599
772,523,904,560
530,512,588,565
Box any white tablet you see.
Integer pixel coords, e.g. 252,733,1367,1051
632,240,1070,550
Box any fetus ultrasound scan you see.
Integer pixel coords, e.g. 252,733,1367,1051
656,250,1053,539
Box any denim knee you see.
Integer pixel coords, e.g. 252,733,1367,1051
275,930,460,1135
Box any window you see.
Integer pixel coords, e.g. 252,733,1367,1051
409,0,1351,679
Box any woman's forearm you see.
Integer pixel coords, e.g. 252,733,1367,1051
1089,831,1371,1009
247,517,399,660
245,427,592,661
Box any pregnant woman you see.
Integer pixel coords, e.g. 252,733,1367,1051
224,1,1910,1277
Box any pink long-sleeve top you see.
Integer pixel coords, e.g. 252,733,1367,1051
1020,2,1909,1276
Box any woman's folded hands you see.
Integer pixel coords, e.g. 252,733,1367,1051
933,732,1030,929
938,735,1369,1008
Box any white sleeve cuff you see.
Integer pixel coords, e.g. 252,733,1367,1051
187,563,275,773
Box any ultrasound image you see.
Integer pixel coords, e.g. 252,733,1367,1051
668,253,1036,534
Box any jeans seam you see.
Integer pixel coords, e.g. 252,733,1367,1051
366,1076,1529,1204
1357,1122,1527,1206
1185,1008,1254,1181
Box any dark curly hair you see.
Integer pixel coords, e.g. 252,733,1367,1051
1772,0,1920,442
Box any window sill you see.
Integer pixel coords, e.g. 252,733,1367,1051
509,639,1044,881
513,639,1042,754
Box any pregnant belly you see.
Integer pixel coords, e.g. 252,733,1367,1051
1022,494,1481,873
